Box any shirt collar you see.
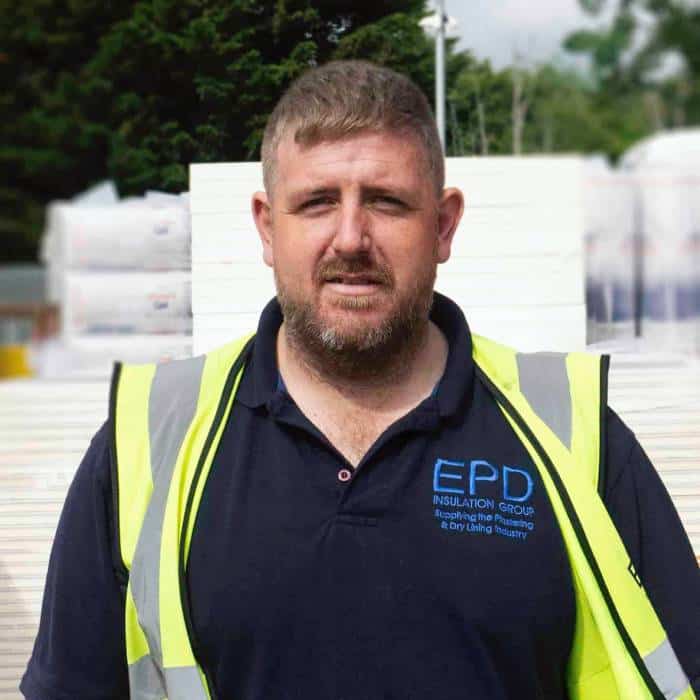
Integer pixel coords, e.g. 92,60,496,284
235,291,474,420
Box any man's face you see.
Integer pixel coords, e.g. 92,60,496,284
253,129,462,370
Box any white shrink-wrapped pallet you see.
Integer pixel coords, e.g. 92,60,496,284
583,157,636,345
47,199,191,272
37,184,195,379
62,271,192,335
29,334,194,379
41,181,120,304
622,129,700,355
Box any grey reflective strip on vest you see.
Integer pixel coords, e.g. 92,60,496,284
515,352,572,449
164,666,211,700
644,638,691,699
128,654,166,700
128,356,209,700
128,656,208,700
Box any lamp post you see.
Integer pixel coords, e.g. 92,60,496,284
419,2,458,149
435,0,446,148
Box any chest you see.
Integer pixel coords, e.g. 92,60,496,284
305,404,402,467
185,388,575,698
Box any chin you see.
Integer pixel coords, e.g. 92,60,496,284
277,271,435,370
323,295,387,317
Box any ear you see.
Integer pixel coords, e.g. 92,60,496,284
435,187,464,264
251,190,274,267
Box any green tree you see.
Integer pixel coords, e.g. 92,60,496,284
2,0,431,263
1,0,134,261
564,0,700,135
525,64,651,158
448,58,512,155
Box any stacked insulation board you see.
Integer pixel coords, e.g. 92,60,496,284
0,380,108,699
190,157,587,354
604,346,700,556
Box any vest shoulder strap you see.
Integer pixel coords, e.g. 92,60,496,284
472,333,610,494
473,334,693,699
109,333,254,575
109,333,254,700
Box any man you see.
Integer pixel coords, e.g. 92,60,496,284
22,60,699,700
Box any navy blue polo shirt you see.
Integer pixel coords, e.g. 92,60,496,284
21,294,700,700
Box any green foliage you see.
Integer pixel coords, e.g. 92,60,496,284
579,0,608,14
525,65,651,158
331,11,434,93
6,0,698,263
564,9,637,88
447,56,512,155
566,0,700,128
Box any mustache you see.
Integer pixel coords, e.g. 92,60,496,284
316,258,393,286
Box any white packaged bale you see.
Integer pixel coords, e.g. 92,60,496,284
42,181,121,303
49,200,191,271
71,180,119,206
583,157,609,343
29,334,194,379
62,271,192,335
582,158,637,345
145,189,188,205
621,129,700,354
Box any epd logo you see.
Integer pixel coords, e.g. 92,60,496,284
433,459,533,503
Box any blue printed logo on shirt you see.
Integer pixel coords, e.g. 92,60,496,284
432,458,536,541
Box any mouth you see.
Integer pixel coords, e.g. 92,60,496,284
322,274,385,295
325,274,382,285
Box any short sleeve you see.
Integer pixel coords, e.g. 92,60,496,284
20,421,129,700
603,407,700,692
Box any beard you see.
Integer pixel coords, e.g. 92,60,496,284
275,254,437,383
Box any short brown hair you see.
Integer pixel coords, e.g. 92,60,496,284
261,60,444,196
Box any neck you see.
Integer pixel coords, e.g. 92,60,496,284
277,320,448,414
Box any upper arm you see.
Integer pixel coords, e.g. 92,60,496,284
603,407,700,691
20,421,129,700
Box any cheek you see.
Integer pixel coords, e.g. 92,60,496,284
274,237,323,287
378,227,438,279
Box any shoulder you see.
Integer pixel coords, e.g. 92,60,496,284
70,420,113,498
56,421,116,550
602,406,651,502
600,406,697,578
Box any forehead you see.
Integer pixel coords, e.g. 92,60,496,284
274,130,430,194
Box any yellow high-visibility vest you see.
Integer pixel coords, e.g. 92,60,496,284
110,332,695,700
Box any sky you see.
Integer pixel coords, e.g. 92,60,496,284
438,0,616,71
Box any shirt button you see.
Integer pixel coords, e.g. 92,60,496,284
338,468,352,482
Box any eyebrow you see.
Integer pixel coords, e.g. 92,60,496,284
285,187,338,209
286,185,417,208
362,186,416,203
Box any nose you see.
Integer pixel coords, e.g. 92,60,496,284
330,200,371,258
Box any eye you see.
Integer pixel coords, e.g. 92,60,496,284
300,196,335,211
370,195,407,211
